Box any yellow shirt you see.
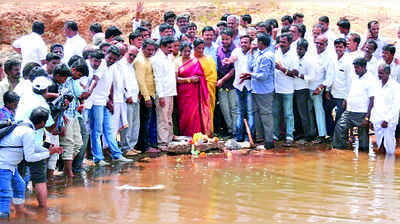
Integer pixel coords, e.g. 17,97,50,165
134,52,156,101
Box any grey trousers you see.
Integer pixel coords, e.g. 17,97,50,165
120,102,140,151
218,88,238,134
72,114,89,172
333,111,369,149
252,92,274,145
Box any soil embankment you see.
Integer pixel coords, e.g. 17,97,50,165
0,0,399,60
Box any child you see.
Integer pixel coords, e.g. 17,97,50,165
0,90,20,121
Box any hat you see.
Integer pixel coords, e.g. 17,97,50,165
93,32,105,46
32,76,52,91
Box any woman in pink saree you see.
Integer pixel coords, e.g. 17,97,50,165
176,41,212,136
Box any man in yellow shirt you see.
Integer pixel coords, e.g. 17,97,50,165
134,38,159,152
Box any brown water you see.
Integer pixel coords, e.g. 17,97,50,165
16,147,400,223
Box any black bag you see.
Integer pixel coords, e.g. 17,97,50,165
0,120,33,148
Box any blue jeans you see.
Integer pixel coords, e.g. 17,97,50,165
273,93,294,140
88,106,122,162
0,169,25,215
234,88,254,141
309,91,327,137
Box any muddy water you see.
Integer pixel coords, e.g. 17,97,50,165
19,147,400,223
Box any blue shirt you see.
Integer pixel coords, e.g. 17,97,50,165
248,47,275,94
204,42,218,68
63,77,82,119
0,106,14,121
267,39,276,52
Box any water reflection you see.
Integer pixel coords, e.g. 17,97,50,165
14,148,400,223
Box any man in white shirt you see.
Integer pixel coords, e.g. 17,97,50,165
0,59,21,106
360,20,387,60
63,21,87,64
306,24,323,56
333,58,377,151
364,39,379,77
226,35,253,142
371,64,400,154
289,24,302,54
324,38,353,138
202,26,218,65
12,21,47,70
310,35,335,143
239,14,252,36
133,7,181,40
318,16,336,50
89,23,105,47
152,36,177,151
176,14,189,37
43,53,61,76
50,43,64,61
0,107,60,219
346,33,363,60
293,13,304,24
293,38,316,142
105,26,123,43
110,44,128,139
336,18,351,40
15,75,61,209
274,32,298,146
216,15,241,47
381,44,400,81
72,50,104,172
119,46,140,153
86,46,132,166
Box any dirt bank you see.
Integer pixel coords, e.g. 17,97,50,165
0,0,399,61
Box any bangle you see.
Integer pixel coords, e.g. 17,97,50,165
284,69,288,75
187,79,192,83
364,117,369,121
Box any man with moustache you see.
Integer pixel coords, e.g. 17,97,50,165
152,36,177,151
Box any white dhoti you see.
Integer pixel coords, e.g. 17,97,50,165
373,121,396,154
111,102,128,137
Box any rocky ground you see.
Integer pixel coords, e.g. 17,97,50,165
0,0,399,61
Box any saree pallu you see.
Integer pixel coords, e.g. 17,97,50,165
177,57,211,136
198,55,218,134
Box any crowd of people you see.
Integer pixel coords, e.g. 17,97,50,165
1,1,400,219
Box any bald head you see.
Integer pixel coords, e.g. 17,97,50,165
115,43,127,59
126,45,139,63
316,35,327,43
378,63,391,82
315,35,328,54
